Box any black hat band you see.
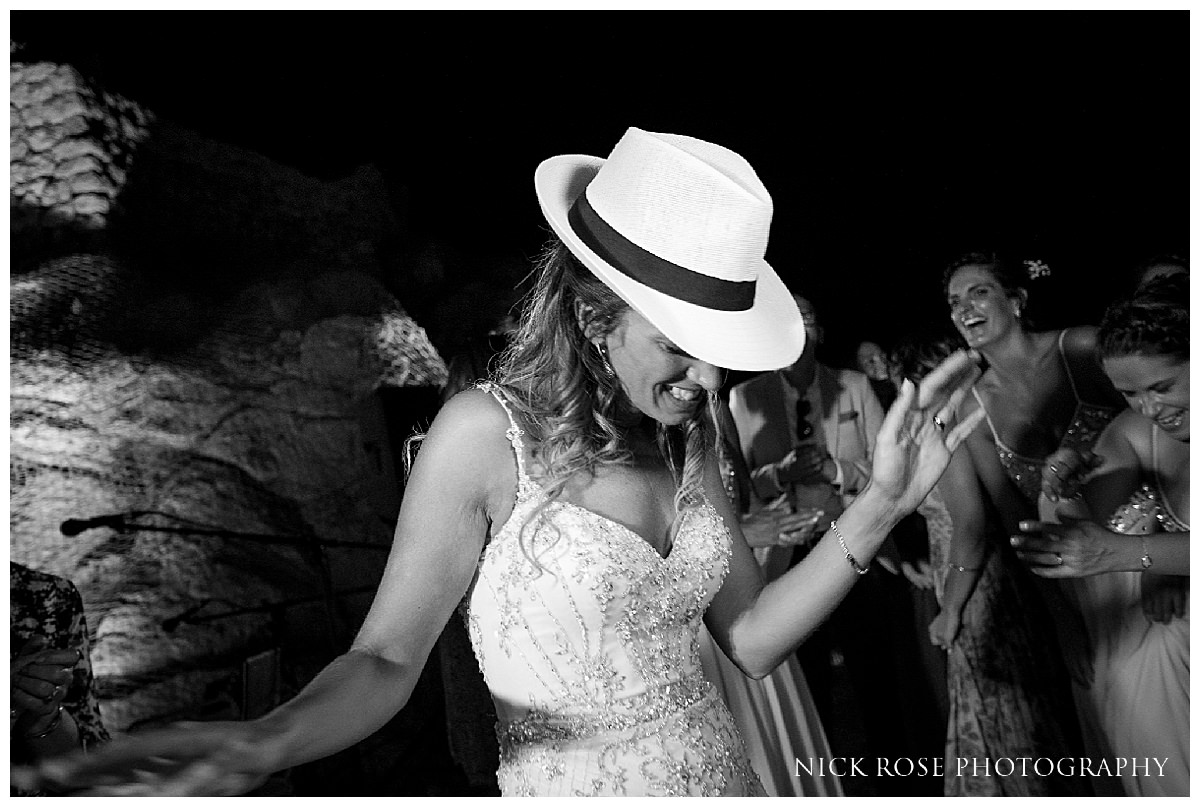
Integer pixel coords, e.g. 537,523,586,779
567,191,756,312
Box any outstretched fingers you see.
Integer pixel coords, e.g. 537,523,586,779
29,724,231,793
879,376,918,443
943,406,986,454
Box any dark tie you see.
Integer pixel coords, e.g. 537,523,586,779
795,398,815,441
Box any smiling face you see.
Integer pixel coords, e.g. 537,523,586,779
603,308,726,426
1103,354,1190,442
946,264,1024,348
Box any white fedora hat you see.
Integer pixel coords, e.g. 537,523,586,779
535,127,804,372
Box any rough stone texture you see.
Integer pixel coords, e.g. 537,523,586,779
10,61,152,244
10,55,450,753
10,272,445,731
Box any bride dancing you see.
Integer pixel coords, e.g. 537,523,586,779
16,127,983,797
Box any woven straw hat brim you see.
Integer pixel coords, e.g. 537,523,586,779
535,154,804,372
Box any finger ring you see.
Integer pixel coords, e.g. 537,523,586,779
932,415,946,432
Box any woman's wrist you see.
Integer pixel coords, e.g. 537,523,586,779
841,483,904,537
832,485,900,565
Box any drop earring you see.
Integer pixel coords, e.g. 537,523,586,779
596,341,616,377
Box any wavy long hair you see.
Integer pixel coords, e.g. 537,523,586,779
493,238,719,558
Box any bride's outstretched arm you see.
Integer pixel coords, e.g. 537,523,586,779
16,391,511,796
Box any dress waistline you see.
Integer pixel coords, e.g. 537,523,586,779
498,673,715,749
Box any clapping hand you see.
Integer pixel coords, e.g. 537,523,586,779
779,445,835,485
739,502,823,549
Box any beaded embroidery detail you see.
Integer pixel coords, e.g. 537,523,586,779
973,330,1120,504
465,383,762,796
1106,426,1189,535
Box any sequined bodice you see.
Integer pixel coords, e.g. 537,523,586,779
974,330,1121,504
464,384,761,796
1105,426,1189,535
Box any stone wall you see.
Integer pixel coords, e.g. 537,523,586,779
10,60,152,255
10,54,449,766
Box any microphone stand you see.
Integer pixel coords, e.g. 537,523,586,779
65,512,392,650
161,586,379,632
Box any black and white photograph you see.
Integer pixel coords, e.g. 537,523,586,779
9,7,1190,797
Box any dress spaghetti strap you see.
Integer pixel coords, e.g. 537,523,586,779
971,386,1004,446
1056,329,1081,399
476,381,534,493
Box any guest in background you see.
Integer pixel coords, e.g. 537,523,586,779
1015,274,1189,796
894,334,1085,796
11,562,109,795
940,251,1127,793
855,339,897,409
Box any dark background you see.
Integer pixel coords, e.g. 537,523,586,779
11,10,1190,366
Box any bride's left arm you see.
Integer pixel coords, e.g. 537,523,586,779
705,352,984,678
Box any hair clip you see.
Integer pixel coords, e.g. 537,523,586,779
1024,259,1051,279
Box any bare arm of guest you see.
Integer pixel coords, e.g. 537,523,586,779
961,411,1096,686
926,440,989,650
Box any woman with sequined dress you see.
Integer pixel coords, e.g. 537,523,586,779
1015,276,1189,795
15,128,985,797
894,333,1086,797
931,252,1128,795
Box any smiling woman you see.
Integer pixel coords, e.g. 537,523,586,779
1015,274,1190,796
926,251,1128,795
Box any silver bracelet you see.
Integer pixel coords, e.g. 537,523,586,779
830,519,869,575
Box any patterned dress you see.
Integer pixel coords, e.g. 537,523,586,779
10,562,109,795
1075,425,1189,796
918,488,1088,796
939,331,1119,796
464,384,762,796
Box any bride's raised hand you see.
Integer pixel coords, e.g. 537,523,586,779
868,350,985,515
13,719,280,796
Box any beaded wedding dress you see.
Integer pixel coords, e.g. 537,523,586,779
464,385,762,796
